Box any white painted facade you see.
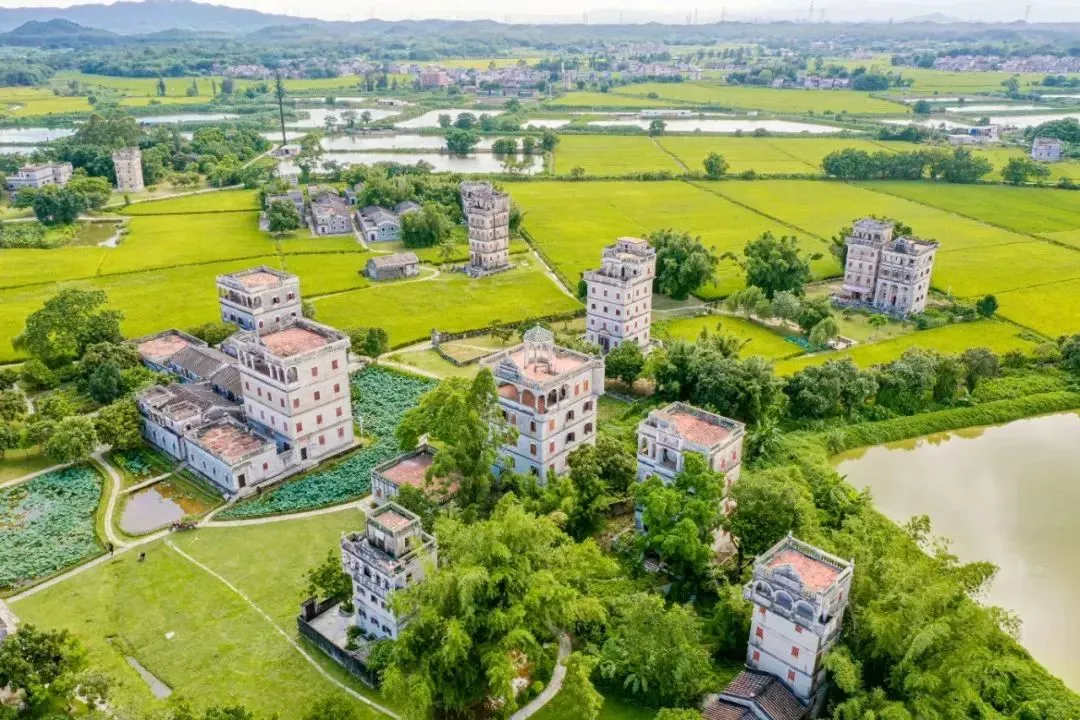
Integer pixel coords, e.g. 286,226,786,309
7,162,73,190
743,535,854,714
233,318,355,468
635,401,745,487
1031,136,1063,162
216,266,303,333
842,217,938,317
341,503,436,640
482,327,605,480
584,237,656,353
184,418,283,493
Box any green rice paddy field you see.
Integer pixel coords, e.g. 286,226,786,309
0,191,578,363
557,82,910,115
513,179,1080,338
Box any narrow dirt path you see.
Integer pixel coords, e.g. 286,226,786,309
0,461,73,490
92,452,127,549
202,498,366,527
510,630,571,720
166,540,398,719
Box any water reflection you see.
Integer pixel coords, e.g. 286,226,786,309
120,480,213,534
394,109,504,129
138,113,240,125
278,151,540,175
0,127,74,143
289,107,399,128
321,134,496,151
834,412,1080,689
585,118,843,134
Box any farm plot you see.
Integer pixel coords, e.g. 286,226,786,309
773,320,1040,375
656,315,805,360
0,466,103,590
120,189,259,215
98,211,273,275
547,92,684,108
12,512,385,719
996,278,1080,337
0,245,110,289
0,256,283,363
512,181,801,298
612,82,909,115
973,147,1080,183
858,182,1080,238
657,137,921,176
279,252,372,296
311,261,580,346
219,367,434,518
553,135,684,175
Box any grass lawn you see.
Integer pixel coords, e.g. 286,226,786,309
512,181,799,298
773,320,1041,375
0,448,53,484
612,82,909,115
553,135,684,175
655,314,804,360
311,261,580,347
386,349,480,379
12,510,389,719
280,252,373,296
857,182,1080,237
120,190,260,215
532,689,657,720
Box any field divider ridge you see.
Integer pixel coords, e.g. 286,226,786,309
686,180,828,241
651,137,690,173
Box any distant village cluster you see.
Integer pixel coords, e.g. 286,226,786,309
5,146,144,193
921,54,1080,74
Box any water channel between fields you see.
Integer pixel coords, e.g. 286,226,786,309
833,412,1080,690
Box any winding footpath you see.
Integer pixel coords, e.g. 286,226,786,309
510,630,572,720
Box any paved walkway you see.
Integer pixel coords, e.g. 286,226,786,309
0,461,72,490
166,540,398,719
92,452,125,549
203,499,366,527
510,630,571,720
122,471,174,495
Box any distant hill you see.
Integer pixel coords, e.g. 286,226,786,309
0,18,122,46
0,0,314,35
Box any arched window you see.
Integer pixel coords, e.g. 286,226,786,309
547,390,558,407
794,601,814,620
755,581,772,598
774,591,793,611
565,432,576,443
565,410,575,422
584,422,593,435
559,385,568,400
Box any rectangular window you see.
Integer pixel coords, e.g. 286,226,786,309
530,421,536,432
758,606,766,616
787,670,796,683
317,414,323,425
314,391,321,401
319,435,325,446
549,442,555,453
338,427,345,438
296,422,303,432
293,398,300,409
244,381,250,390
332,359,339,370
262,462,268,471
791,646,800,658
337,407,343,417
530,444,537,456
755,627,764,639
752,650,760,662
795,625,803,634
548,419,555,431
280,399,285,408
257,388,263,397
583,380,589,391
334,383,340,393
311,367,318,377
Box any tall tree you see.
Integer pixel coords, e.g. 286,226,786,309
604,341,644,384
396,370,514,512
14,288,124,367
42,416,97,463
721,466,816,571
274,70,288,146
384,496,617,719
0,624,86,712
728,232,817,299
649,229,719,300
94,398,144,450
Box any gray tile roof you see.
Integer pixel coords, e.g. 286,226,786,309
717,671,807,720
368,251,419,269
169,345,233,380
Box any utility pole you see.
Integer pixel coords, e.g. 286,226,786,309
808,0,814,22
721,6,726,22
274,70,287,147
1024,4,1032,21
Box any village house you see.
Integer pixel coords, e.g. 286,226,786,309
584,237,656,353
1031,136,1064,162
6,162,73,190
309,192,353,236
482,326,605,479
357,205,402,242
216,266,302,333
365,252,419,281
636,402,746,487
840,218,938,317
112,147,144,192
370,444,456,503
395,200,422,215
340,503,437,640
344,183,364,205
419,68,450,88
266,190,306,220
133,268,356,495
701,535,854,720
461,181,511,276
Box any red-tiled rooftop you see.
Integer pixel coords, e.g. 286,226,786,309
507,347,587,381
137,334,189,362
235,270,286,290
382,452,435,489
374,509,412,531
767,548,841,593
664,408,734,447
261,326,329,357
195,423,270,464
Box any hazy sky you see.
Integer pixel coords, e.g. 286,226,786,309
0,0,1063,23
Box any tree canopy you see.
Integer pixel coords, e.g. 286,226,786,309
14,288,124,367
649,229,719,300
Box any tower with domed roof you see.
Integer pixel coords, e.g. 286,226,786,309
479,326,605,480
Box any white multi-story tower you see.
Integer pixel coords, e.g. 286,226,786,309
481,326,605,480
341,503,436,640
584,237,656,353
742,535,853,715
232,317,354,469
112,147,145,192
842,218,938,317
461,181,510,276
216,266,303,333
636,401,745,487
